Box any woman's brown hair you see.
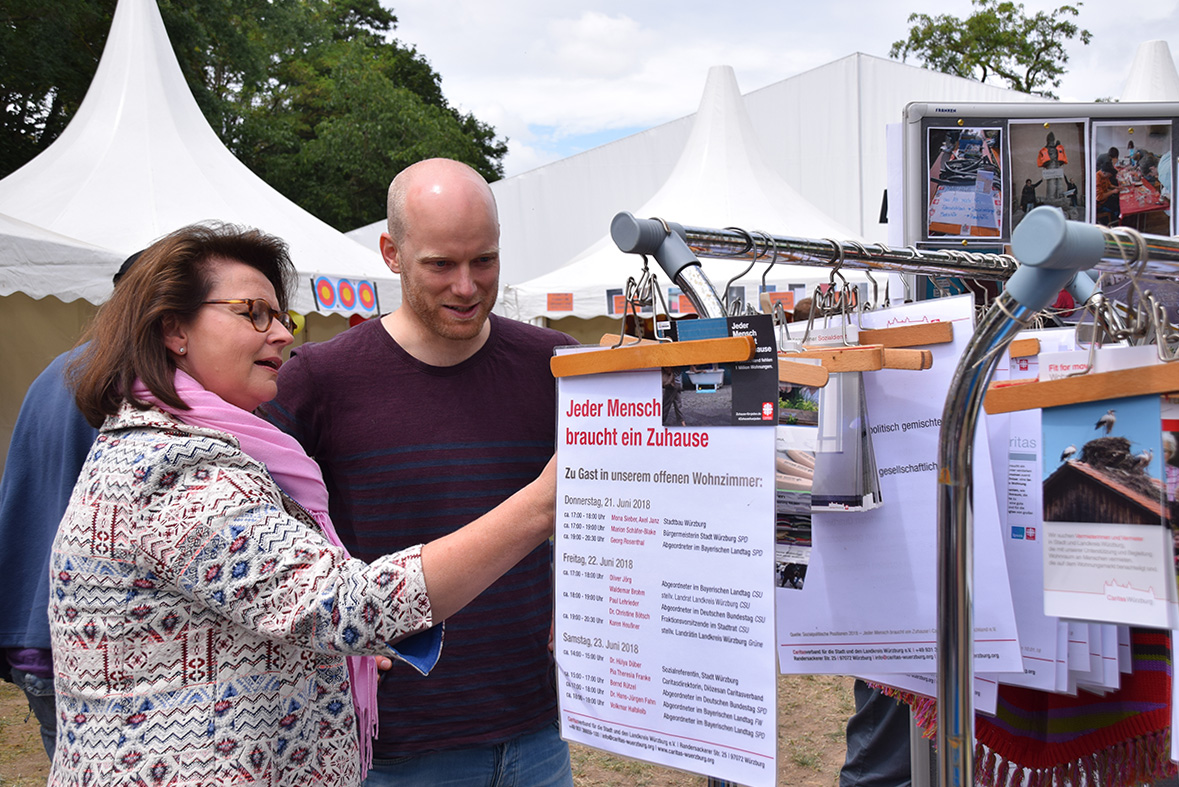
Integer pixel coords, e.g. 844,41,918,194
69,222,294,427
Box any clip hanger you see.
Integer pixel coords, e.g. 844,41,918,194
986,289,1179,413
598,333,831,387
777,357,830,387
1008,337,1041,358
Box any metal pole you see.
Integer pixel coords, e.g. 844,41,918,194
935,208,1116,787
679,225,1018,280
935,292,1037,787
613,209,1179,284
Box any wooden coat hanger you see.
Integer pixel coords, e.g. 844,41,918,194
1007,337,1040,358
985,362,1179,414
856,321,954,348
593,333,831,387
782,344,934,373
551,334,755,378
778,307,947,375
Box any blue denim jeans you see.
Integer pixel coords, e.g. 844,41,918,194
363,721,572,787
10,667,56,761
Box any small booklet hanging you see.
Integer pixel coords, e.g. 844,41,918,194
798,322,883,512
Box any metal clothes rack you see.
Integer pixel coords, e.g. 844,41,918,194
610,207,1179,787
622,216,1179,282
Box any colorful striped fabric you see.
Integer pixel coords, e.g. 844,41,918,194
974,628,1174,787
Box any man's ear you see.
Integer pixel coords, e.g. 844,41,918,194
161,314,188,356
380,232,402,275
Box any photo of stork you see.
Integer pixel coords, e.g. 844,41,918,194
1043,395,1166,526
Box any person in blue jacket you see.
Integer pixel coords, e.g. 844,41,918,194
0,251,139,759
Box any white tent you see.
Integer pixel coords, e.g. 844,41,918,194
0,213,125,303
0,0,394,316
1121,40,1179,102
502,66,876,323
0,0,392,466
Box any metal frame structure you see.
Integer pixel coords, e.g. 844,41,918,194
610,207,1179,787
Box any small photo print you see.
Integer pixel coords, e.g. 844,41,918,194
775,522,811,591
1042,396,1164,525
1091,121,1172,234
927,126,1003,239
662,365,730,427
1008,120,1086,232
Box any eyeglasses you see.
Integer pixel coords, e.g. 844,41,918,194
203,299,297,333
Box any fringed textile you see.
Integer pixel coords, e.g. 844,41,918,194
875,629,1175,787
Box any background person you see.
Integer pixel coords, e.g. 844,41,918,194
1037,132,1068,203
1063,175,1079,208
1020,178,1042,214
263,158,577,786
0,251,140,762
50,222,557,786
1095,153,1121,226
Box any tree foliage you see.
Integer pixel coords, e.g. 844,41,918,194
0,0,506,231
889,0,1091,98
0,0,115,176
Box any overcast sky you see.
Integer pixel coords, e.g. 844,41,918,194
382,0,1179,177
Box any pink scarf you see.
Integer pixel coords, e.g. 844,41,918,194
132,370,378,776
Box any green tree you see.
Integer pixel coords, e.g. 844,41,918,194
0,0,115,176
889,0,1091,98
231,7,506,230
0,0,506,230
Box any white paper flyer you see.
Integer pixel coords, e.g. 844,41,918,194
554,317,779,787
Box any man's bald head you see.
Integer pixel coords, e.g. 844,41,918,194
386,158,498,244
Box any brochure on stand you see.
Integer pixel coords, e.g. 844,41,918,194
554,315,779,787
776,295,1022,675
1039,345,1178,628
986,329,1075,692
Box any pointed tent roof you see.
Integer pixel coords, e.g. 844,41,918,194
1121,40,1179,101
0,0,393,313
503,65,869,322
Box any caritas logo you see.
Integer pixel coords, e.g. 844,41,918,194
762,402,774,420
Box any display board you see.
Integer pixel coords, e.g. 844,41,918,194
902,101,1179,248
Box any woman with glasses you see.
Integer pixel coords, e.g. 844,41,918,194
50,222,555,786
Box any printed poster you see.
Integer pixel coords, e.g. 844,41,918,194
927,126,1004,238
987,329,1076,692
554,316,779,786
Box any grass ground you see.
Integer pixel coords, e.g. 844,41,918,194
1,674,856,785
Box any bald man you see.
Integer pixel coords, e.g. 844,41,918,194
263,159,576,786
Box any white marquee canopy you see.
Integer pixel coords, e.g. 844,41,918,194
0,214,125,303
1121,40,1179,102
502,66,873,323
0,0,393,314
